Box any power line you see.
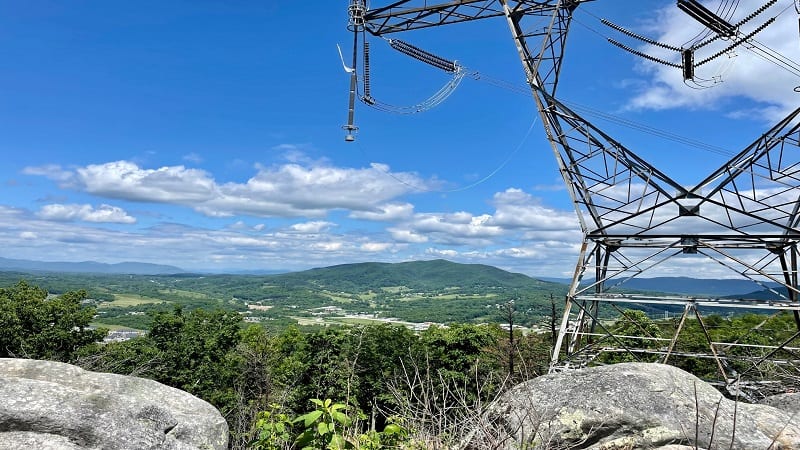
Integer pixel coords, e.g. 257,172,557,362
467,70,736,157
354,115,539,194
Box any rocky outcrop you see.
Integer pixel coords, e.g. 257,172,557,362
762,393,800,416
467,363,800,450
0,358,228,450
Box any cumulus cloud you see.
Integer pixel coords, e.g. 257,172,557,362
75,161,218,202
426,248,459,258
389,228,429,243
614,1,800,118
0,212,412,272
37,203,136,224
349,203,415,221
402,212,503,246
491,188,578,231
361,242,393,252
22,164,73,182
289,221,335,233
386,188,581,247
23,160,432,218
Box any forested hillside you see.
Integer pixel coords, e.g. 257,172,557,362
271,259,548,291
0,260,568,331
2,278,799,449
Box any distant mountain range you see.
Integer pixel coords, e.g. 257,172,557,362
0,257,786,298
266,259,556,292
530,276,780,298
603,277,781,297
0,257,183,275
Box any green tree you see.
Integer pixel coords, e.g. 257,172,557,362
0,281,106,361
411,324,503,407
599,309,662,364
146,307,244,409
351,324,416,423
82,307,246,427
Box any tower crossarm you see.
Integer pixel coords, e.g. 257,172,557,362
542,94,691,235
690,108,800,235
362,1,563,36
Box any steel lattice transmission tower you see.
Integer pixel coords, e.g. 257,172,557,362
346,0,800,393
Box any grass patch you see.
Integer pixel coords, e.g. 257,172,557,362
157,288,208,299
91,322,145,332
322,292,356,303
98,293,167,308
381,286,407,293
394,293,498,302
293,316,328,326
335,317,385,325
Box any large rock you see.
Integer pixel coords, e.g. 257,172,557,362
762,393,800,416
467,363,800,450
0,358,228,450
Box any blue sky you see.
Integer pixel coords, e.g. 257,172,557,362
1,1,798,276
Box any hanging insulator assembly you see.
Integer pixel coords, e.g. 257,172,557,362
363,41,373,104
388,39,459,73
343,0,367,142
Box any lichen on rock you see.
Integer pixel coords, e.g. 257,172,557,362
0,358,228,450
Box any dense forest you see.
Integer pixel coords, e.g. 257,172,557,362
2,274,799,449
0,260,568,332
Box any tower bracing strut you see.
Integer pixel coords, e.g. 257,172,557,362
350,1,800,396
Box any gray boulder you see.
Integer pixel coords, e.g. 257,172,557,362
0,358,228,450
467,363,800,450
762,393,800,416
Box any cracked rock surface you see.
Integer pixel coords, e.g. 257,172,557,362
466,363,800,450
0,358,227,450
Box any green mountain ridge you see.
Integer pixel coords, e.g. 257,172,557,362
0,257,183,275
269,259,550,292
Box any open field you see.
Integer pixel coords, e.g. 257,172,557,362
98,293,168,308
90,322,145,331
158,288,209,299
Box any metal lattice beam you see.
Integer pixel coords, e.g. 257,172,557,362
353,1,800,392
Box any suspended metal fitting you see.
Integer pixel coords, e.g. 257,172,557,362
677,0,736,37
695,17,775,67
388,39,459,73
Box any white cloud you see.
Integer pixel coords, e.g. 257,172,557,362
411,212,504,241
71,161,218,202
24,159,433,218
617,1,800,118
37,203,136,224
312,241,343,251
289,221,335,233
361,242,393,252
22,164,73,182
349,203,415,221
426,248,458,258
386,188,581,247
389,228,429,243
0,212,404,272
491,188,579,231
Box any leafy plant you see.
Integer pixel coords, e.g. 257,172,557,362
250,404,293,450
294,399,352,449
249,399,415,450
